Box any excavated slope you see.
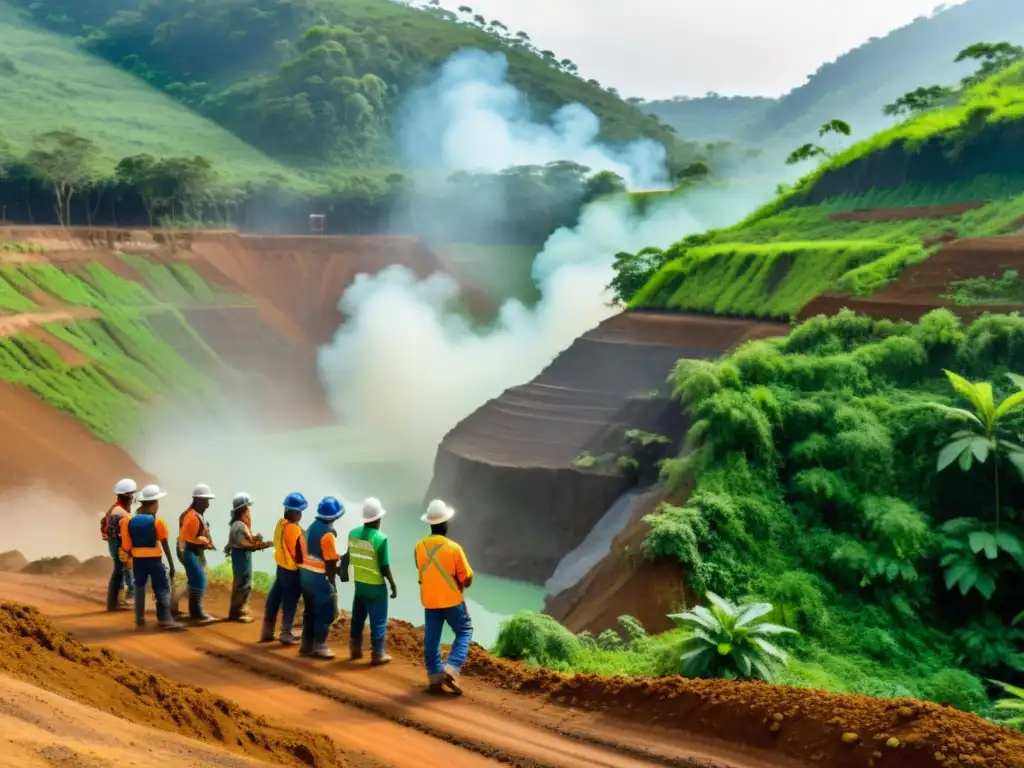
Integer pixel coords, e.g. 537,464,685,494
0,226,486,509
427,311,788,584
800,236,1024,321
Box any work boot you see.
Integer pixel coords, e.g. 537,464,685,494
312,642,335,660
189,592,217,624
279,630,299,646
370,653,392,666
298,642,314,657
349,642,363,661
258,623,276,643
158,618,187,631
443,669,464,696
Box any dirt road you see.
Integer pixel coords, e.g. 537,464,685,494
0,572,798,768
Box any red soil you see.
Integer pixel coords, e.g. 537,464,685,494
829,202,988,222
800,236,1024,321
0,601,341,767
11,572,1023,768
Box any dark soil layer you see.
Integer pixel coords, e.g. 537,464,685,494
0,602,340,767
829,202,988,221
427,312,788,584
800,236,1024,321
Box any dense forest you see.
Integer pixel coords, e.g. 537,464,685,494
0,0,712,238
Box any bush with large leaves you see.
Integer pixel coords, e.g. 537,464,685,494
669,592,796,682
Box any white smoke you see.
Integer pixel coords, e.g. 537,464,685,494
398,48,668,188
318,49,781,489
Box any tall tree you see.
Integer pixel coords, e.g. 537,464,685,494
883,85,956,116
25,130,97,227
956,42,1024,87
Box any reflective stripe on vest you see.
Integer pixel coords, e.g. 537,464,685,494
417,541,459,594
348,535,383,585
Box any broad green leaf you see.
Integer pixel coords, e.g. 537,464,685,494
944,563,970,590
733,602,773,627
958,567,979,595
969,531,997,558
751,622,797,635
958,447,974,471
975,573,997,600
1006,372,1024,391
995,389,1024,420
969,436,992,463
930,402,984,427
991,679,1024,700
735,649,752,677
939,553,960,567
705,591,735,617
751,658,776,683
973,382,996,426
937,437,974,471
752,637,788,662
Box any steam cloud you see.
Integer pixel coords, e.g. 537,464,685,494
397,49,668,188
319,49,780,490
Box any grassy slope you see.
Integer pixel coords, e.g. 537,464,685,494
0,253,232,443
631,63,1024,319
0,6,310,188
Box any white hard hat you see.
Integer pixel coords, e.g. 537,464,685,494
191,483,216,499
421,499,455,525
137,484,167,503
362,497,386,523
113,478,137,495
231,492,252,512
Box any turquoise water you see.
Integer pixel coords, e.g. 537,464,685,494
141,425,545,648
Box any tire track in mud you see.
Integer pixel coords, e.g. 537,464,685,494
203,647,720,768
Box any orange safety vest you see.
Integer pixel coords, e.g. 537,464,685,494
414,535,472,610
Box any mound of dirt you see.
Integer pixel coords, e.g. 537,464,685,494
0,550,27,572
73,555,112,578
20,555,80,576
0,602,338,767
427,312,788,583
332,607,1024,768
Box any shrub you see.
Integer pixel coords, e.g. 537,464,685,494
492,611,580,668
920,668,990,712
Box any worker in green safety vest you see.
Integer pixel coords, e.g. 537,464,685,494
342,497,398,665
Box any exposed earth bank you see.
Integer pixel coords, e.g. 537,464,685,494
427,311,788,585
0,226,490,510
3,567,1022,768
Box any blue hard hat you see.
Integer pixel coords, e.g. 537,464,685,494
283,492,308,512
316,496,345,521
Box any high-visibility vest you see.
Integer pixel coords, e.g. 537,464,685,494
348,528,384,585
414,535,469,610
273,518,300,570
298,519,332,575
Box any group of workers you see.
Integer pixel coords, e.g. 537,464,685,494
101,480,474,694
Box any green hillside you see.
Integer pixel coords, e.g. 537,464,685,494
640,0,1024,146
0,6,312,190
621,58,1024,320
6,0,698,178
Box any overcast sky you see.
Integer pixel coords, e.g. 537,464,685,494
439,0,968,100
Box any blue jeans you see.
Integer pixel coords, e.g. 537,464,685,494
132,557,171,625
106,539,133,610
424,602,473,683
264,566,301,634
299,569,337,648
182,549,206,594
229,548,253,619
351,593,388,656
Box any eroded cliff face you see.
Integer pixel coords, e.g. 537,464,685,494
426,312,789,584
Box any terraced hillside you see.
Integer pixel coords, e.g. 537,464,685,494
0,227,478,506
426,312,788,583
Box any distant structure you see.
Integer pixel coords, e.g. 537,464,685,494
309,214,325,234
